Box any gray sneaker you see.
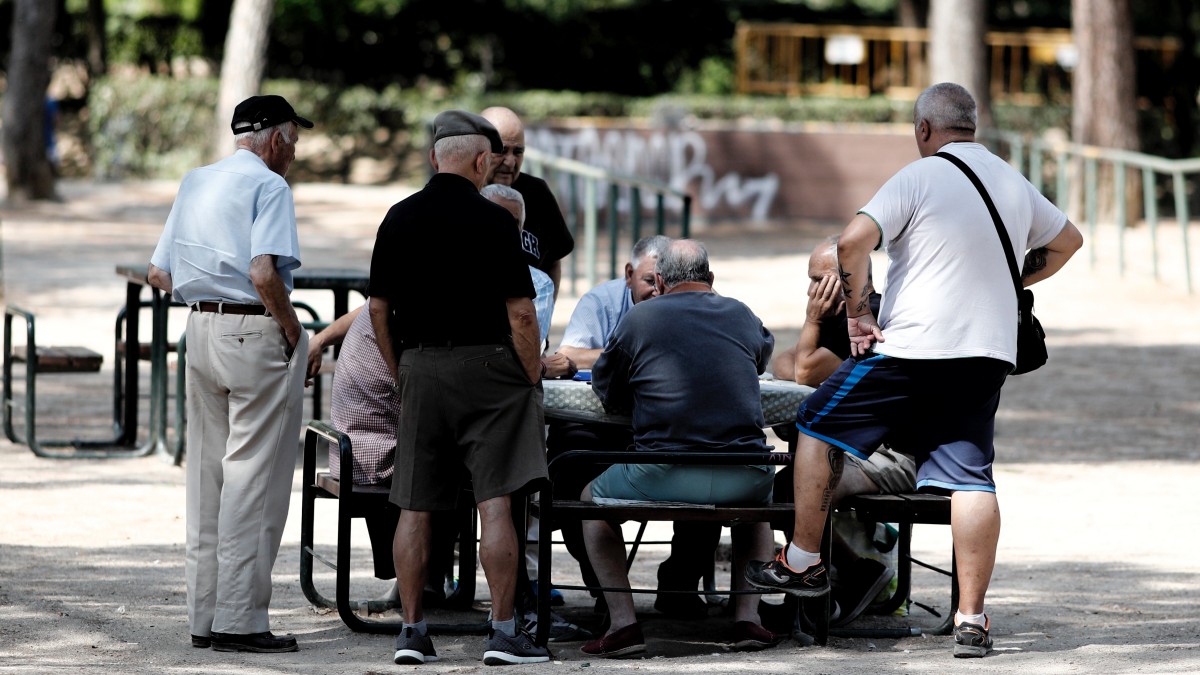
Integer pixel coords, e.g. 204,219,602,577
483,627,551,665
394,627,438,664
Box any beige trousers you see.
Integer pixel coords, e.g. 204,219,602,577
184,311,307,636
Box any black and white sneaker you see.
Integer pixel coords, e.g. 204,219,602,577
394,627,438,664
953,617,993,658
744,549,831,597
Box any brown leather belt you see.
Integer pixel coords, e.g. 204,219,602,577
191,302,269,315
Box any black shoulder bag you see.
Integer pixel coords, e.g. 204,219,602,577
935,151,1047,375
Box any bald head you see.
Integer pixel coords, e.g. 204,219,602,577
481,106,526,185
808,237,838,282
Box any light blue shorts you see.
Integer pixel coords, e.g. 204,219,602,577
590,463,775,505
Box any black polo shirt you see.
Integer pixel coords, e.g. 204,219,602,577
368,173,535,349
512,173,574,274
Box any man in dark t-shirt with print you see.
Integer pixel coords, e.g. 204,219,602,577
368,110,550,666
482,106,575,298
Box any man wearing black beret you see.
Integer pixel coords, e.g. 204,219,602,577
367,109,551,666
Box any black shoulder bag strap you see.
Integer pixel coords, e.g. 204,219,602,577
934,151,1023,296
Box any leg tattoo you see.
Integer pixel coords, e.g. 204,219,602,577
819,446,844,513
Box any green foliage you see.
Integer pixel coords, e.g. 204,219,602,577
106,13,205,68
770,0,893,17
502,0,641,21
674,57,736,96
992,102,1071,137
88,75,217,179
350,0,410,13
106,0,204,21
626,94,910,124
87,75,424,181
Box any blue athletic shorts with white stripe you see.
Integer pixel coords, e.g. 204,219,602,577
795,353,1010,493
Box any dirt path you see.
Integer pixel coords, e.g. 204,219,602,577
1,180,1198,674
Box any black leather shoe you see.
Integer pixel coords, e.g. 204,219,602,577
191,634,211,648
210,631,298,653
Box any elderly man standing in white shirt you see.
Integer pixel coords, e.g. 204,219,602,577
148,94,313,655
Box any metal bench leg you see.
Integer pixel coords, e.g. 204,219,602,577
299,427,335,610
5,307,151,459
173,333,187,465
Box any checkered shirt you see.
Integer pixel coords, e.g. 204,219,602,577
329,308,400,485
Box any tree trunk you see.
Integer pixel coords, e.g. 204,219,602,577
85,0,107,80
897,0,926,94
1167,0,1198,159
1072,0,1140,223
3,0,58,204
928,0,993,130
210,0,276,163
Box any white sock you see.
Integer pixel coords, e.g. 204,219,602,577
956,611,986,627
784,542,821,572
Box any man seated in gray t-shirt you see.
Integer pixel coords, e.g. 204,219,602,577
551,235,727,619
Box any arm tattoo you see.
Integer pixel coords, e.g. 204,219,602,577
818,446,844,514
852,282,872,314
1022,247,1048,279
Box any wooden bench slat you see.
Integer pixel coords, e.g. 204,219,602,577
537,493,951,527
314,473,392,500
116,340,180,361
12,345,104,373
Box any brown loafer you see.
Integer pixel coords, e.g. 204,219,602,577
580,623,646,658
211,631,299,653
731,621,783,651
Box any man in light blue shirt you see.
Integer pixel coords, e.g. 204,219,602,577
558,235,669,369
148,95,313,655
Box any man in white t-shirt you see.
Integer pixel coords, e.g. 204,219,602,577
745,83,1083,658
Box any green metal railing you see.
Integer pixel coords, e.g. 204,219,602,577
523,148,691,295
981,129,1200,293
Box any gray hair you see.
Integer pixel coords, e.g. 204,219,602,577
480,183,526,226
656,239,710,289
434,133,490,166
913,82,977,133
630,234,671,268
235,121,294,151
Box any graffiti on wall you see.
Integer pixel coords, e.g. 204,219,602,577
528,127,780,220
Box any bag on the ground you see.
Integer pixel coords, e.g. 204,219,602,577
1014,288,1047,375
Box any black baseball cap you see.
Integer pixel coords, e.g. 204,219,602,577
231,95,314,135
431,110,503,154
